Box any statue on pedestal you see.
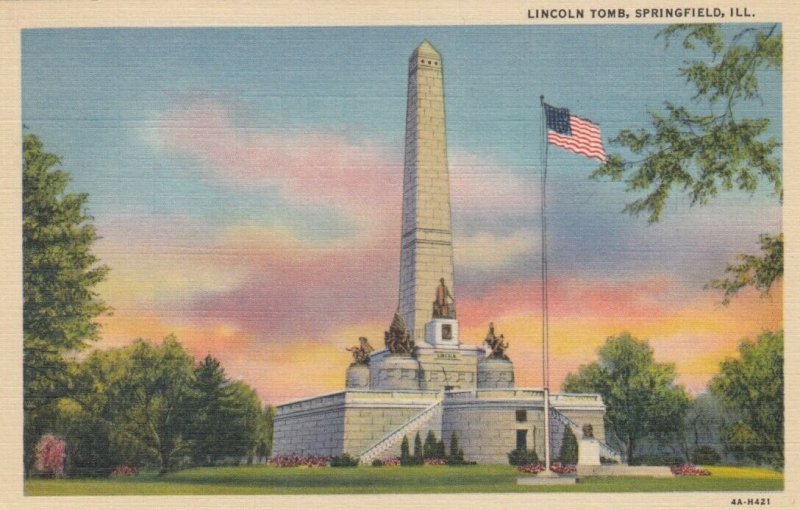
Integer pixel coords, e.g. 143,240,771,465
432,278,455,319
346,337,374,365
484,322,510,360
384,312,415,354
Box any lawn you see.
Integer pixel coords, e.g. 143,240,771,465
25,464,784,495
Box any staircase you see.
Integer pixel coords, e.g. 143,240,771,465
550,407,624,463
358,400,443,465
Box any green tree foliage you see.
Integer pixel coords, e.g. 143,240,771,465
708,233,783,305
23,133,109,476
102,337,196,474
400,435,410,464
507,448,538,466
667,393,729,463
559,426,578,465
252,405,275,464
423,430,437,459
591,24,782,302
562,333,690,463
710,330,783,467
448,432,465,465
413,432,423,464
63,339,268,474
189,355,264,466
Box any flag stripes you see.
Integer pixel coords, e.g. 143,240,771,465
544,104,606,162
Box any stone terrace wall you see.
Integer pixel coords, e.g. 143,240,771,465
441,389,606,465
273,390,441,458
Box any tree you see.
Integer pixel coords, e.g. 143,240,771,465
559,426,578,465
188,355,230,465
591,24,782,302
188,355,266,466
664,393,729,463
562,332,689,463
252,405,275,464
220,381,266,464
23,133,109,476
400,435,410,464
423,430,438,459
413,432,423,465
76,337,196,474
448,432,465,464
710,330,783,467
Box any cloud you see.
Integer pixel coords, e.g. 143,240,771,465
454,230,538,270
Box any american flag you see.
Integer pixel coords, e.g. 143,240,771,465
544,103,606,162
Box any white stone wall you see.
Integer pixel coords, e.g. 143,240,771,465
273,391,441,458
272,394,347,457
273,389,607,464
441,390,607,464
398,41,455,341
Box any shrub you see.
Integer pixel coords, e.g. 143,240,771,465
423,430,437,458
600,456,619,465
691,445,722,465
447,432,466,464
371,459,384,467
558,427,578,465
329,453,359,467
413,432,423,464
400,435,410,464
34,434,66,478
631,454,683,466
508,448,538,466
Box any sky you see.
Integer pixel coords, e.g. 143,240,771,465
22,24,782,403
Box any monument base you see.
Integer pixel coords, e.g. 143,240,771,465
476,358,514,389
371,354,421,390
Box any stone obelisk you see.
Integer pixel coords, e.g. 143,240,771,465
398,41,455,341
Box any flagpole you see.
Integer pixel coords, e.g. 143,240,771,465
539,95,552,475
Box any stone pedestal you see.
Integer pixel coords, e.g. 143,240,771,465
346,363,370,389
578,438,601,466
425,318,459,348
372,355,421,390
476,358,515,389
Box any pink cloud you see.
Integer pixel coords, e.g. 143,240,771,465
153,99,539,232
456,276,677,329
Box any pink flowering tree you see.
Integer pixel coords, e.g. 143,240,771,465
34,434,66,477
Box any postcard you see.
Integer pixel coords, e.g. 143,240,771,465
1,1,796,509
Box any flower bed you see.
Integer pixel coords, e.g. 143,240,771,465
381,457,401,467
671,464,711,476
423,458,447,466
516,463,577,475
110,465,138,477
268,455,330,468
